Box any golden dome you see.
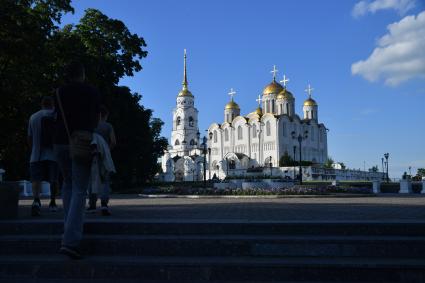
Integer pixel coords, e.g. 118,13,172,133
276,89,294,100
225,100,240,110
303,98,317,106
249,107,263,116
263,79,283,95
255,106,263,115
178,88,193,97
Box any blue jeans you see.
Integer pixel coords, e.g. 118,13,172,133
54,145,91,247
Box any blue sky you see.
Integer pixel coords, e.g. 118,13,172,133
62,0,425,178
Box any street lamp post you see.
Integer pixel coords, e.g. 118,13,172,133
292,130,309,185
381,158,384,181
293,145,296,180
208,148,211,180
202,136,207,188
208,131,213,180
384,153,389,183
257,122,265,166
269,155,272,177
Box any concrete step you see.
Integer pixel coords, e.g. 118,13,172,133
1,255,425,282
2,220,425,236
1,234,425,258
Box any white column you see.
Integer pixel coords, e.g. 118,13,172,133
372,181,381,194
399,179,412,194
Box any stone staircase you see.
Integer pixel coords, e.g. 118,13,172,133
1,220,425,282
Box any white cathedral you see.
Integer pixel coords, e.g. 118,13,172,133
161,51,328,182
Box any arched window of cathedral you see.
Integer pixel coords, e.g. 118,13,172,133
286,104,289,115
280,104,283,114
272,100,275,113
225,129,229,142
213,130,218,143
189,116,194,127
237,126,243,140
252,124,257,138
175,139,180,146
266,121,271,136
282,122,286,137
190,139,195,145
176,116,182,127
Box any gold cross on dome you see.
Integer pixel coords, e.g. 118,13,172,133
270,65,278,80
228,88,236,101
280,74,290,87
305,84,314,98
256,94,263,106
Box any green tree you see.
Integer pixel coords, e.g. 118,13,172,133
417,168,425,177
324,157,334,169
0,2,167,186
369,165,379,172
0,0,73,179
279,151,294,166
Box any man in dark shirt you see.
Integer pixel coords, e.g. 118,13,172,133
54,62,100,259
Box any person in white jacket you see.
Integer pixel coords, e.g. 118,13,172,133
87,106,116,216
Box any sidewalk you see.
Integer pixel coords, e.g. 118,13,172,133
15,194,425,222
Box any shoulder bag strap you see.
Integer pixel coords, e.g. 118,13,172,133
55,88,72,142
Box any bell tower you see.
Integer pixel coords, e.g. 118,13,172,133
171,49,200,153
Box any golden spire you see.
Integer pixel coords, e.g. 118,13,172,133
177,49,193,97
182,49,188,90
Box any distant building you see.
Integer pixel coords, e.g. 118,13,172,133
207,65,327,179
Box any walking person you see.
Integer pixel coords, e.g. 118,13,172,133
87,105,116,216
54,62,100,259
27,96,60,216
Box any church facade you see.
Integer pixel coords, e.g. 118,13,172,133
160,52,328,181
207,66,328,179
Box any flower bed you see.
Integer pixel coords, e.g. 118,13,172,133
142,185,372,196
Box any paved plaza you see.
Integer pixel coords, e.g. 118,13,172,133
16,195,425,222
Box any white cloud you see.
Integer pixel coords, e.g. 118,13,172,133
352,0,416,17
351,11,425,86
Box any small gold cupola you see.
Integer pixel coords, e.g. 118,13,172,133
303,84,317,106
224,88,240,123
263,65,283,95
303,84,319,121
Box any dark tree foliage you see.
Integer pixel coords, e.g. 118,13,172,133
279,151,294,167
0,1,167,187
369,165,379,172
323,157,334,169
279,151,313,167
